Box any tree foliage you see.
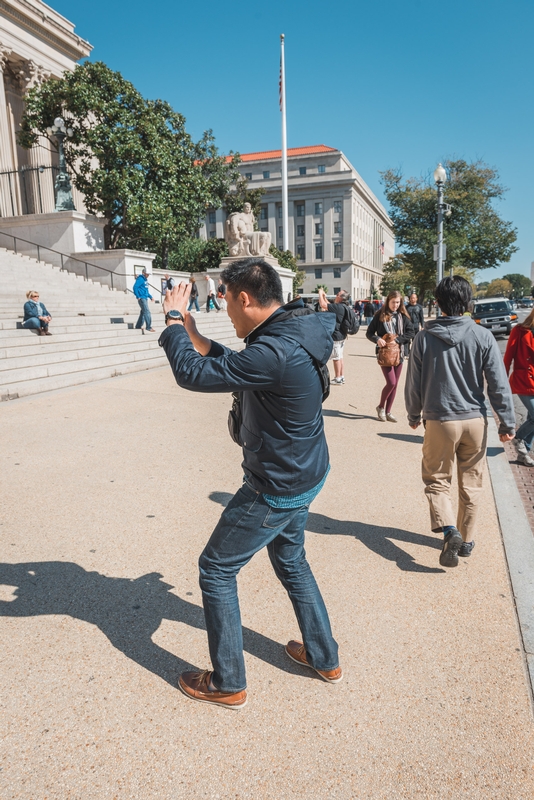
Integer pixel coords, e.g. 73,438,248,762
164,237,229,273
486,279,512,298
18,61,239,262
502,273,532,298
268,244,304,294
380,159,518,299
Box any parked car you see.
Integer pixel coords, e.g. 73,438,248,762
519,297,534,308
471,297,518,336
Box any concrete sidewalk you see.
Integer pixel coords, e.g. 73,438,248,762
1,334,534,799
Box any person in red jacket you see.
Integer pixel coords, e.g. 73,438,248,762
503,309,534,466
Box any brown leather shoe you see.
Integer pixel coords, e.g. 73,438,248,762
178,670,247,709
285,640,343,683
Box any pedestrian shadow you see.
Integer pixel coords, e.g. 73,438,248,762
486,446,504,457
347,353,376,358
208,492,444,574
0,562,304,687
323,408,377,421
377,432,424,445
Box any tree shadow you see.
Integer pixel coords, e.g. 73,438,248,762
0,562,304,686
208,492,444,574
377,432,424,445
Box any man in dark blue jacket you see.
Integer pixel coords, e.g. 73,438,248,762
159,258,342,709
133,269,155,333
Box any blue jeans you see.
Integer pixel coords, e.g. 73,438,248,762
517,395,534,450
187,297,200,312
198,481,339,692
23,317,46,330
135,298,152,329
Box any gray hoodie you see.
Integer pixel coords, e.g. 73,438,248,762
404,316,515,434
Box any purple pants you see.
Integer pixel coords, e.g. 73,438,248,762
380,363,403,413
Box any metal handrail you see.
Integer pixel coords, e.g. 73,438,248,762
0,230,162,297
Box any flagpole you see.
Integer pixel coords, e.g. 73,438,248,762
280,33,289,252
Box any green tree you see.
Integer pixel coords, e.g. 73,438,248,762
502,273,532,298
486,279,512,297
18,61,239,263
312,284,329,294
380,159,518,300
269,244,304,295
380,255,414,296
166,237,229,273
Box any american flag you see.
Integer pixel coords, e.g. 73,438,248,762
379,242,385,255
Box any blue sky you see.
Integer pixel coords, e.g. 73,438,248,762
51,0,533,280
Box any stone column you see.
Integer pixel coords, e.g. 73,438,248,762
19,60,52,214
0,44,19,217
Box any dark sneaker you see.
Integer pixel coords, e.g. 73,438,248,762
439,528,463,568
285,640,343,683
178,670,247,709
459,540,475,557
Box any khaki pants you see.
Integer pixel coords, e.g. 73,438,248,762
422,418,488,542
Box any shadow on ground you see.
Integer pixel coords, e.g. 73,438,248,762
377,432,424,445
0,562,304,686
209,492,444,574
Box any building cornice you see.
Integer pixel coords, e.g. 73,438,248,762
0,0,92,61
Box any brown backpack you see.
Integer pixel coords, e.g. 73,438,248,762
376,333,401,367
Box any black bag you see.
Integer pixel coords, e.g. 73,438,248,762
227,359,330,445
340,305,360,336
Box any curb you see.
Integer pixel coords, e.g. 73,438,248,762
486,414,534,710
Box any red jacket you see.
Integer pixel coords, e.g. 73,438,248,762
503,325,534,395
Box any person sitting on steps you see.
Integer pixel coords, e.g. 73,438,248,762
22,290,52,336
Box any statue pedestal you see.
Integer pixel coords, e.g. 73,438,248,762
218,255,280,272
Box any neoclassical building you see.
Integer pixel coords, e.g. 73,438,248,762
201,145,394,300
0,0,91,217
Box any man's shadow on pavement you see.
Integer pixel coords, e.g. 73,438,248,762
210,492,444,574
0,562,304,687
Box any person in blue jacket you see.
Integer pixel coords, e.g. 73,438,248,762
159,257,343,709
133,269,155,332
23,290,52,335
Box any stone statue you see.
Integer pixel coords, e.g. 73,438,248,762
224,202,271,257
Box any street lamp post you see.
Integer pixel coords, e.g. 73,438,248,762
46,116,75,212
433,163,447,287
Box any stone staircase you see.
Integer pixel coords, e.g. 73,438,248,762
0,248,241,400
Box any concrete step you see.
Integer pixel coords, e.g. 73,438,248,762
0,338,164,371
0,330,152,357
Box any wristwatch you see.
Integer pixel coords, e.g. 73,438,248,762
165,310,185,325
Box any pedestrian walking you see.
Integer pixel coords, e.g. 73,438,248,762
363,300,375,326
133,269,155,332
317,288,358,384
205,274,220,313
405,277,515,568
503,309,534,466
406,293,425,332
187,276,200,312
160,257,342,709
217,277,227,311
22,290,52,335
366,291,415,422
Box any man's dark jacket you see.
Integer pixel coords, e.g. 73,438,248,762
406,302,425,330
159,299,335,496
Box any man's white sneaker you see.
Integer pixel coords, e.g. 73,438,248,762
515,438,528,456
376,406,387,422
518,451,534,466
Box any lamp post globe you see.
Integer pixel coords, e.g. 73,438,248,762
434,163,447,184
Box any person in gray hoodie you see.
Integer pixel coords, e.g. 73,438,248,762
405,276,515,568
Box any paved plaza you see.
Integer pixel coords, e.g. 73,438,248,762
1,333,534,799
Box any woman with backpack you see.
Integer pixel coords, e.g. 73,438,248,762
187,276,200,313
504,309,534,466
366,290,415,422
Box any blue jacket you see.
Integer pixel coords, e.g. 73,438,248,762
23,300,51,321
159,299,336,496
133,274,152,300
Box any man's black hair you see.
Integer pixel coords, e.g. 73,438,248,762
220,258,284,307
435,276,472,316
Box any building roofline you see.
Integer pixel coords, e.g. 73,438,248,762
0,0,93,61
227,145,338,163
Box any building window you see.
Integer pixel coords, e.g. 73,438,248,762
297,245,305,260
208,211,216,224
318,165,326,174
297,224,305,237
260,207,268,219
296,203,305,217
261,227,268,232
315,223,323,235
333,267,341,278
334,221,341,234
263,170,270,179
278,226,283,239
209,230,216,239
299,166,307,175
333,201,342,213
333,287,341,294
315,243,323,260
315,202,323,215
334,243,342,259
315,268,322,279
245,172,252,180
278,206,283,218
